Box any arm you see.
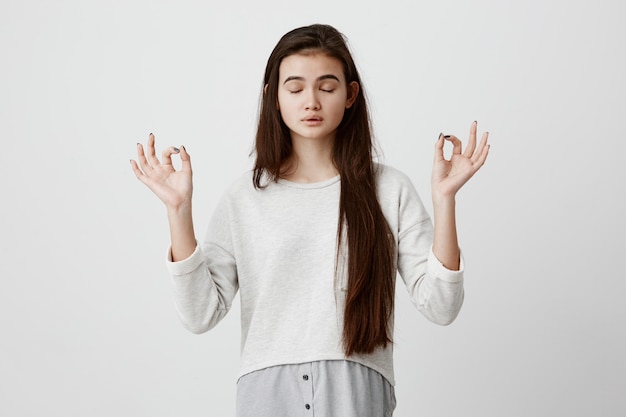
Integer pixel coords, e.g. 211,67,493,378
130,133,197,261
396,122,489,325
431,121,490,270
395,192,465,326
131,133,238,333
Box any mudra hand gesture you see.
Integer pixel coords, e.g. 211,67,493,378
431,121,490,202
130,133,193,211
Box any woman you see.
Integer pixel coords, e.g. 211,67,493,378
131,23,489,417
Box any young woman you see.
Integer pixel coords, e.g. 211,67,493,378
131,24,489,417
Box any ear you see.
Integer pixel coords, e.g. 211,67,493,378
345,81,359,109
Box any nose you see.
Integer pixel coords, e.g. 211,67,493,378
304,89,320,110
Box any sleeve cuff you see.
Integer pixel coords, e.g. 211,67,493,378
165,243,204,276
427,246,464,283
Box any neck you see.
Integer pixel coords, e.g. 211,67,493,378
281,135,337,183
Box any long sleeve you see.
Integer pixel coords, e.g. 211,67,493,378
377,164,465,325
165,193,239,334
398,226,465,325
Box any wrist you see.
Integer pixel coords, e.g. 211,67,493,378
432,192,456,208
166,201,193,218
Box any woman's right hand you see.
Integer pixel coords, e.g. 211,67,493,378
130,133,193,211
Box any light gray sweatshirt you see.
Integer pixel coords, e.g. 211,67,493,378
166,164,464,385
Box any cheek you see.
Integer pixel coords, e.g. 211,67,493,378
276,91,294,112
276,99,295,122
331,99,349,117
332,92,349,110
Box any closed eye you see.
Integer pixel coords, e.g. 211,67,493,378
320,88,335,93
289,90,302,94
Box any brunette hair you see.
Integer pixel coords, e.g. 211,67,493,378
253,24,395,356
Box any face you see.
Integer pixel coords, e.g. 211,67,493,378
277,53,359,145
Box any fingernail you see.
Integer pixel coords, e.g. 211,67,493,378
181,145,186,151
149,132,153,136
444,135,451,139
136,142,140,146
173,147,180,153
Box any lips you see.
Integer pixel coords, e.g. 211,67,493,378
303,115,323,122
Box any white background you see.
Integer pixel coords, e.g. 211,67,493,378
1,0,624,416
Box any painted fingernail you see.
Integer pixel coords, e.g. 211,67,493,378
181,145,186,151
444,135,451,138
173,147,180,153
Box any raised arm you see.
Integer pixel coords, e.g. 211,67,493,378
431,121,490,270
130,133,197,261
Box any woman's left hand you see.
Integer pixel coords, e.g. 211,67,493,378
431,121,490,202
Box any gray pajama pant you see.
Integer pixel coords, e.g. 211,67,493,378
236,360,396,417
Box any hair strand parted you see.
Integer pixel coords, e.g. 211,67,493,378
253,24,396,356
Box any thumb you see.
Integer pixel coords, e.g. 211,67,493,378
179,145,193,174
434,133,445,162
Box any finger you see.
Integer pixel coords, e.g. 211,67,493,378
146,133,161,167
434,133,445,162
463,121,477,158
471,132,489,164
137,142,153,172
130,159,148,184
445,135,463,155
161,146,180,167
179,145,193,174
473,143,490,171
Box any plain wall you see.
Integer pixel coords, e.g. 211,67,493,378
1,0,624,416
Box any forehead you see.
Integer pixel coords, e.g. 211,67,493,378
279,53,345,81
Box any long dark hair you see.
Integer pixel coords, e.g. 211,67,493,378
253,24,395,356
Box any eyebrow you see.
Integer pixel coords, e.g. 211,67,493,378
283,74,341,84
